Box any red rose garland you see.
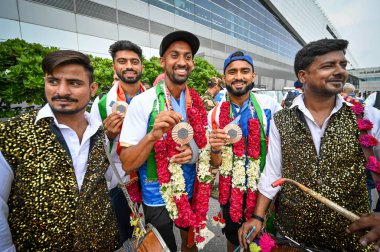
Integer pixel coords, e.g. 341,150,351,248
154,87,210,240
216,101,261,223
247,119,261,158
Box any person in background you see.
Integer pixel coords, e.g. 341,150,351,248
0,50,118,251
365,91,380,110
341,82,364,103
238,39,380,251
281,80,303,108
201,77,223,112
153,72,165,87
113,72,120,85
143,82,151,90
90,40,146,244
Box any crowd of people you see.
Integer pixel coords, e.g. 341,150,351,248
0,30,380,252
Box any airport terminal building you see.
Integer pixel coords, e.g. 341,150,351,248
0,0,358,90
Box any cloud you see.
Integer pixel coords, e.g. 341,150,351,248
316,0,380,67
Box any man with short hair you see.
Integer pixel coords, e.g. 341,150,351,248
281,80,303,108
208,51,281,252
0,50,118,251
119,31,207,252
90,40,146,244
201,77,223,111
239,39,380,251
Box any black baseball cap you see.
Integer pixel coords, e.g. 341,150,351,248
159,30,200,57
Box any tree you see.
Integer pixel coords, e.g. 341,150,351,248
0,39,58,117
0,39,221,117
141,56,163,85
88,55,114,95
188,57,222,94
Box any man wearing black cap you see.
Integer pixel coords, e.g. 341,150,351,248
119,31,207,252
208,51,281,252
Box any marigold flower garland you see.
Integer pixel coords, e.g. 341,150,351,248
153,85,211,243
215,101,261,223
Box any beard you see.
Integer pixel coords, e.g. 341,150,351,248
116,69,142,84
226,81,254,97
166,66,191,85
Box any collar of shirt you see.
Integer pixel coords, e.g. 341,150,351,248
125,89,141,104
35,104,102,137
290,94,350,123
170,89,187,122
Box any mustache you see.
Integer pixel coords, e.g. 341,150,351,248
231,80,247,84
328,78,344,82
51,95,78,102
122,69,137,74
173,65,189,70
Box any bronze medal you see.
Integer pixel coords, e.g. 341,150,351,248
172,122,194,145
112,101,128,115
223,124,242,144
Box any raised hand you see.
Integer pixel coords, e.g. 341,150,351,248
150,111,183,141
103,111,124,140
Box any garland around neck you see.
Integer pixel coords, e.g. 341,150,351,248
215,93,266,223
152,82,211,244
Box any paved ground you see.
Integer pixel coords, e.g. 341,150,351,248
174,197,228,252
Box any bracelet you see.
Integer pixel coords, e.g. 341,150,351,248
211,148,222,154
251,213,265,223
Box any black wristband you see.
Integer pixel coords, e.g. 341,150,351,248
211,148,222,154
251,213,265,223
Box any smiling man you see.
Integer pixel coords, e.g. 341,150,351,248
118,31,206,252
239,39,380,251
90,40,146,245
207,51,281,252
0,50,118,251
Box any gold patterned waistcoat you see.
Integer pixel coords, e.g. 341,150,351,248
0,111,118,251
274,104,369,251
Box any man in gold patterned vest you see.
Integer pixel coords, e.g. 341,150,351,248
238,39,380,251
0,50,118,251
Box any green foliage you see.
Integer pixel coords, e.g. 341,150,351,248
188,57,222,94
0,39,221,117
0,39,58,117
88,55,113,95
141,56,163,85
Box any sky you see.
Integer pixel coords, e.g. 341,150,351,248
316,0,380,68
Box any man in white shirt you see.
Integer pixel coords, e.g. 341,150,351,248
238,39,380,251
365,91,380,110
208,51,281,252
0,50,118,251
90,40,146,244
119,31,204,252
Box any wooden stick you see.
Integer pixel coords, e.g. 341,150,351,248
271,178,360,221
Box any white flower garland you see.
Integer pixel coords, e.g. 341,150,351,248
219,145,233,177
246,158,260,191
198,144,212,183
160,182,178,219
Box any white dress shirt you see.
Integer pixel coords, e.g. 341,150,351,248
0,104,102,251
365,92,378,108
259,94,380,200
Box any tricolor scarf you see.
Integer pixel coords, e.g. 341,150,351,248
147,81,211,242
98,81,146,203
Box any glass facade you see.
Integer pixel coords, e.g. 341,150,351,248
142,0,301,59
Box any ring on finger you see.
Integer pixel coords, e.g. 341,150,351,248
214,134,217,139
